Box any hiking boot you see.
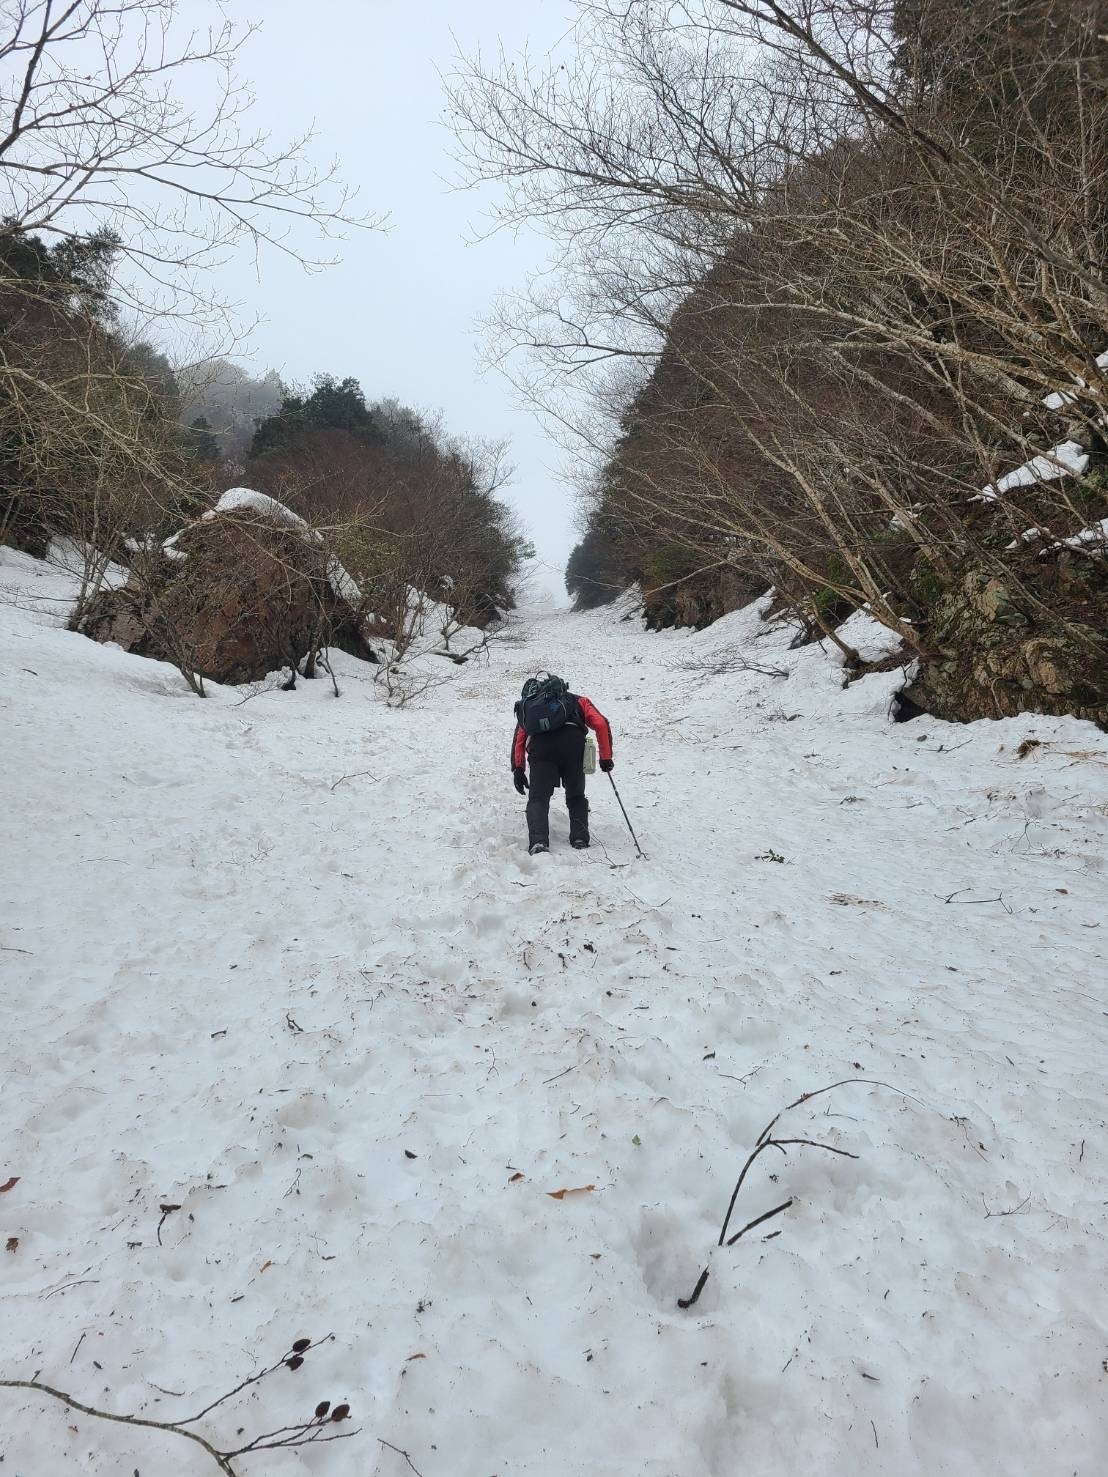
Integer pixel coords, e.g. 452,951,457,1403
571,836,589,850
528,840,549,855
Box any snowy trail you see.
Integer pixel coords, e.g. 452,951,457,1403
2,546,1108,1476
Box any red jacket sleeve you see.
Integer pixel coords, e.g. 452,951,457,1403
511,723,527,770
577,697,613,763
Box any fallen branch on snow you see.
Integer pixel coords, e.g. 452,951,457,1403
0,1335,356,1475
677,648,789,680
678,1078,923,1310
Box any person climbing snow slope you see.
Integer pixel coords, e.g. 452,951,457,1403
510,674,613,854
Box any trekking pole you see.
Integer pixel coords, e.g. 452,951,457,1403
607,771,646,858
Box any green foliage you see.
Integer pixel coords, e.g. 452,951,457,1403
565,526,627,609
0,223,120,323
1072,465,1108,511
251,374,383,456
0,226,201,559
908,558,945,609
812,585,841,615
643,541,699,586
186,416,221,463
122,341,181,421
248,377,527,624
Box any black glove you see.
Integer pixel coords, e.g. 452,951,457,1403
600,759,614,773
513,767,528,794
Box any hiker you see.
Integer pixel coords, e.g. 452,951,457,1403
511,674,613,854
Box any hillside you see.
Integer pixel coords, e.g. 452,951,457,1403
2,544,1107,1475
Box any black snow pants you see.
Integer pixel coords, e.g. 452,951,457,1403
526,726,589,846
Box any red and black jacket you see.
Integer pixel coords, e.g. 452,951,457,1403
511,694,613,770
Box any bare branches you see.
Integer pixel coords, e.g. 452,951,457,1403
0,0,381,326
723,1195,794,1247
0,1335,356,1476
451,0,1108,698
677,647,788,678
379,1437,428,1477
0,1375,236,1475
678,1077,925,1310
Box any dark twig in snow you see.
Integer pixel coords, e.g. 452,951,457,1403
724,1197,795,1246
676,1268,709,1310
156,1203,182,1246
0,1378,234,1474
176,1334,335,1426
678,1078,924,1310
330,770,378,791
983,1192,1032,1218
716,1139,857,1250
940,888,1013,912
379,1437,426,1475
41,1277,98,1299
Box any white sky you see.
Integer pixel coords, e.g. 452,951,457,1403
220,0,581,603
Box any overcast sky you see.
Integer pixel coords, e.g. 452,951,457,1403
220,0,580,602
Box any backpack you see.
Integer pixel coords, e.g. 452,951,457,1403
515,674,574,737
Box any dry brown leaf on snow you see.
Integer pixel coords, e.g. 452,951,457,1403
259,1259,273,1272
547,1184,596,1200
406,1353,426,1361
5,1237,18,1253
0,1177,19,1193
508,1171,525,1182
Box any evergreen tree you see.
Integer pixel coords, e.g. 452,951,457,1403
186,416,221,463
251,373,383,455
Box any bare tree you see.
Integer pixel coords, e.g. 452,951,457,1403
0,0,381,326
447,0,1108,694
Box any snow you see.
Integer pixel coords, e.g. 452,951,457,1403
1006,527,1046,551
124,534,161,554
976,439,1090,501
205,486,308,525
44,537,130,589
1042,348,1108,410
160,531,189,562
327,558,361,607
1005,519,1108,557
1053,516,1108,554
2,545,1108,1475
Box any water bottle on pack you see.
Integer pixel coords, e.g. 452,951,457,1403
583,730,598,775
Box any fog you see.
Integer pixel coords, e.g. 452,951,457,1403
212,0,582,602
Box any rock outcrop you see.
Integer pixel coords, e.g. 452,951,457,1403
81,492,378,685
901,556,1108,729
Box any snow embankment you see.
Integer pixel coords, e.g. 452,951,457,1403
1,548,1107,1476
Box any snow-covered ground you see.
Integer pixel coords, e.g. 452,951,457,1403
2,545,1107,1476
